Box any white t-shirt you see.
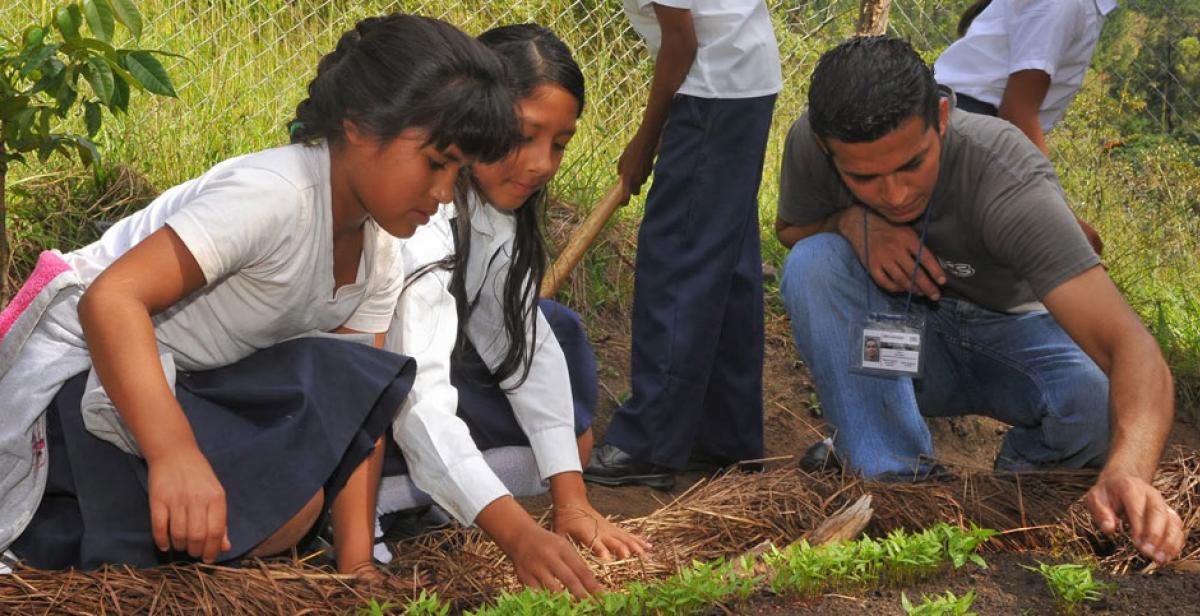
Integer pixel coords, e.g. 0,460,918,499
64,143,405,371
624,0,782,99
385,197,580,525
934,0,1119,131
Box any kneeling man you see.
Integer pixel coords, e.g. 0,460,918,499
776,36,1182,563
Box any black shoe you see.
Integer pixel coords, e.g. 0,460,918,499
379,504,453,543
684,451,765,474
870,461,954,483
798,437,842,473
583,443,676,491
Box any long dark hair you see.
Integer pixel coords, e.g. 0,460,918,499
432,24,585,390
289,13,520,164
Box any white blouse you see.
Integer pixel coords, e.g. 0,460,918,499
385,197,581,524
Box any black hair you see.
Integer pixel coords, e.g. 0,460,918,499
289,13,520,164
957,0,992,38
808,36,940,144
412,23,585,391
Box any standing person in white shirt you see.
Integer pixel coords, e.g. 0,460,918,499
0,14,519,582
934,0,1118,254
384,24,650,599
584,0,781,490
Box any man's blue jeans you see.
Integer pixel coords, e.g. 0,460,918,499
779,233,1110,476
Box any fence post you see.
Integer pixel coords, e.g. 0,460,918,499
856,0,892,36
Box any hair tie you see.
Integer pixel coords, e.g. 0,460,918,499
288,120,305,138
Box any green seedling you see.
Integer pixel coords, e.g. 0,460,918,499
404,590,450,616
358,599,397,616
900,590,978,616
1025,561,1115,616
467,588,580,616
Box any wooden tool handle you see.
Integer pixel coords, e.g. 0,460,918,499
540,182,626,298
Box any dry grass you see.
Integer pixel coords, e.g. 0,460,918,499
5,448,1196,614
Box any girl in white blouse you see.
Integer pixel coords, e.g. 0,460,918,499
384,24,649,598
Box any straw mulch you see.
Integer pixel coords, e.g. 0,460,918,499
3,448,1197,614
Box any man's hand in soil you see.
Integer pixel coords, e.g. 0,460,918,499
837,205,947,300
1085,470,1185,563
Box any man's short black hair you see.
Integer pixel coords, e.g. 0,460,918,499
808,36,940,143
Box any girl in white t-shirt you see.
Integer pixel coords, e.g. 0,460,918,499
0,14,518,581
382,24,649,598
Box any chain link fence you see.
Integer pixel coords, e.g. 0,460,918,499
3,0,1195,201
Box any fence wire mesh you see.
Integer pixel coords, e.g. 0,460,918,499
2,0,1196,201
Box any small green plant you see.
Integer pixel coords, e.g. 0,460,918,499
764,523,995,599
0,0,177,295
467,588,580,616
900,590,978,616
404,590,450,616
371,524,996,616
358,598,397,616
1025,561,1115,616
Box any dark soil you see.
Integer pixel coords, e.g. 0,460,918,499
738,553,1200,615
518,290,1200,613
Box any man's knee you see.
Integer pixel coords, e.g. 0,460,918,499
1047,371,1111,466
780,233,858,314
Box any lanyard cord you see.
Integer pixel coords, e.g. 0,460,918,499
861,200,936,318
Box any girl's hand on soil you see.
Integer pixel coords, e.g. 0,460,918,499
1085,470,1185,564
553,502,652,561
508,524,601,599
348,561,389,585
146,446,231,563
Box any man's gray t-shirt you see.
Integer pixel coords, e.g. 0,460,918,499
777,104,1099,313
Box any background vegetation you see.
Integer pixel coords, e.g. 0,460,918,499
2,0,1197,402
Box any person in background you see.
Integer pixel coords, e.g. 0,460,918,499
583,0,781,491
934,0,1118,254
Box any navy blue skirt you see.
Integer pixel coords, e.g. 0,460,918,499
12,337,414,569
384,300,596,476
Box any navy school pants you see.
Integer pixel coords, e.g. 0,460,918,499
603,94,776,469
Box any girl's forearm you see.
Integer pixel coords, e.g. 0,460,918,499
548,471,590,508
78,287,198,461
332,436,385,573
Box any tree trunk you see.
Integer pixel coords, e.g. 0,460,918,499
856,0,893,36
1,139,8,304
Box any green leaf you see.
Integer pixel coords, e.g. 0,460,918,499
84,100,102,136
70,135,101,166
110,74,129,112
23,26,46,48
121,50,176,97
84,0,116,43
54,77,79,112
0,96,30,124
55,4,84,40
19,45,58,79
69,37,119,59
37,135,60,162
37,106,51,138
109,0,144,40
84,54,115,104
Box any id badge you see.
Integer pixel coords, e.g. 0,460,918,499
852,314,925,377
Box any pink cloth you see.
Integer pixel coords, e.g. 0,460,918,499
0,251,72,342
